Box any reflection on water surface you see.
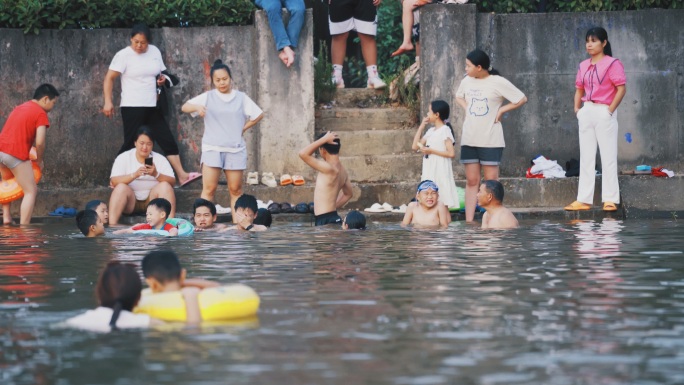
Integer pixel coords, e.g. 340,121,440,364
1,219,684,384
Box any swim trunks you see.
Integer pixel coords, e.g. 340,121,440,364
328,0,378,36
315,210,342,226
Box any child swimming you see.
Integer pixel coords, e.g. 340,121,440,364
193,198,227,231
113,198,178,235
220,194,267,232
401,180,450,229
343,210,366,230
75,209,105,237
85,200,109,226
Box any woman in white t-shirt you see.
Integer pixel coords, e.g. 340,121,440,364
182,60,264,218
102,23,199,187
411,100,460,210
455,49,527,222
65,262,159,333
108,126,176,225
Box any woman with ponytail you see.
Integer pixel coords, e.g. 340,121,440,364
455,49,527,222
411,100,460,210
564,27,626,212
66,262,156,332
182,59,264,219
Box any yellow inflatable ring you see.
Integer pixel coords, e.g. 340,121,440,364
0,148,41,205
134,284,260,322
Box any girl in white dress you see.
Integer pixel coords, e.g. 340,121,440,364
411,100,460,210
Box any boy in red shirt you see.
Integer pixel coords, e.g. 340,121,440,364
0,84,59,225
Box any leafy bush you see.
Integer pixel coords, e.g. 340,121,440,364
0,0,255,34
475,0,682,13
314,41,336,104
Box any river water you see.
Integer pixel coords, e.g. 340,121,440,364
1,218,684,384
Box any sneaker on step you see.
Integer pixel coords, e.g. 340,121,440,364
246,171,259,185
333,75,345,89
367,76,387,90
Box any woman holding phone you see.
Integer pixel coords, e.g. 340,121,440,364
102,23,200,187
108,126,176,225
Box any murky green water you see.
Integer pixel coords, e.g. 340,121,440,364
2,219,684,385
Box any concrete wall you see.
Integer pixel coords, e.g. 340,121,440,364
421,5,684,177
0,11,314,187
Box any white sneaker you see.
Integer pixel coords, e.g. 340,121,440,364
246,171,259,185
216,204,231,214
367,76,387,90
333,75,345,89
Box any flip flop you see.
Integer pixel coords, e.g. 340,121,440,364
62,207,77,218
292,175,305,186
215,204,231,214
280,174,293,186
391,204,408,213
179,172,202,187
49,206,66,216
564,201,591,211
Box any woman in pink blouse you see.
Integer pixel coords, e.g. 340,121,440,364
565,27,626,212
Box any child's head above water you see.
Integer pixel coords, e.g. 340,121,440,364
146,198,172,228
193,198,217,229
76,209,105,237
343,210,366,230
234,194,258,219
254,208,272,227
96,262,143,328
141,250,184,293
85,200,109,225
416,180,440,209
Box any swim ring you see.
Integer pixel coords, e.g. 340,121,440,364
0,148,41,205
134,217,194,236
135,284,260,321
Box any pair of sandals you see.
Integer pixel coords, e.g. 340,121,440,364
49,206,77,218
246,172,278,187
280,174,305,186
564,201,618,212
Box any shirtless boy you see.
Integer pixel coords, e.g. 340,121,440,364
401,180,450,228
193,198,227,231
478,180,519,229
298,131,353,226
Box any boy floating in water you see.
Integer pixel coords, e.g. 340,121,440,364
75,209,106,237
193,198,227,231
298,131,353,226
478,180,519,229
220,194,267,232
85,200,109,226
401,180,450,229
113,198,178,235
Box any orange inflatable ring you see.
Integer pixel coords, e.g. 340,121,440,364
0,148,42,205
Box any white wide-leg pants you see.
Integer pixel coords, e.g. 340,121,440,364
576,101,620,204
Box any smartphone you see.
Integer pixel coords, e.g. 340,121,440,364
145,157,153,166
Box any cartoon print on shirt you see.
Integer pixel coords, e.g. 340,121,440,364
469,98,489,116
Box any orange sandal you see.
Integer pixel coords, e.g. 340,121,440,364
292,175,305,186
603,202,618,212
564,201,591,211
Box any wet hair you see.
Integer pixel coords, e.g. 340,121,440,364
141,250,182,284
75,209,99,235
148,198,171,219
33,83,59,100
466,49,500,76
85,200,105,211
315,132,341,155
135,125,154,142
210,59,232,80
96,262,142,330
585,27,612,57
430,100,455,142
193,198,216,216
483,180,505,202
130,23,152,42
254,208,272,227
344,210,366,230
234,194,258,213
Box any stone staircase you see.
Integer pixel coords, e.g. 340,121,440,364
315,89,420,183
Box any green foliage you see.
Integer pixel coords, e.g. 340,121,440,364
0,0,255,34
391,64,421,123
314,41,336,104
474,0,683,13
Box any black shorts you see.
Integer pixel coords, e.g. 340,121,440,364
328,0,377,36
314,211,342,226
460,145,504,166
